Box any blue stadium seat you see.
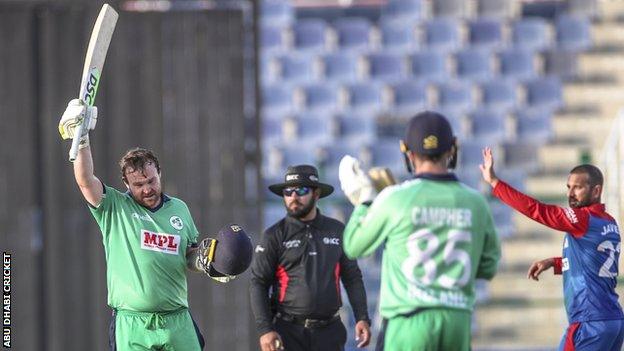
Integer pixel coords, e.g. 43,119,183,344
260,0,293,27
334,17,373,51
498,47,536,82
456,48,493,83
424,18,461,53
525,77,563,111
502,142,540,173
281,143,323,168
459,140,491,168
515,109,553,143
321,52,361,83
480,79,517,111
346,82,385,113
320,141,368,168
277,53,317,84
262,115,285,145
380,19,417,52
470,109,508,143
260,25,284,54
302,84,341,113
512,18,550,51
411,51,450,83
391,80,427,114
295,113,335,143
293,18,328,52
432,0,466,18
437,82,475,112
381,0,424,23
367,139,406,176
555,15,591,51
468,18,503,49
261,84,294,117
544,49,579,81
336,113,377,144
367,52,406,83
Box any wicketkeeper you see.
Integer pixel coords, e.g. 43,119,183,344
338,111,501,351
59,99,253,350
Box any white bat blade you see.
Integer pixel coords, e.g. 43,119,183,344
69,4,118,161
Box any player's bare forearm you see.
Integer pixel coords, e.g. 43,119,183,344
73,146,103,207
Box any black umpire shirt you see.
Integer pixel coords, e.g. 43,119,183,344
250,210,370,336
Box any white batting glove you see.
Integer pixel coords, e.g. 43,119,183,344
339,155,377,206
58,99,98,148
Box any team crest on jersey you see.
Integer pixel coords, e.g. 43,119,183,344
141,230,180,255
170,216,184,230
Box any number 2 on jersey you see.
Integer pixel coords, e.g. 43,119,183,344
402,229,472,288
598,240,621,278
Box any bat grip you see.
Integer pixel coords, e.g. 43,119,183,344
68,122,86,162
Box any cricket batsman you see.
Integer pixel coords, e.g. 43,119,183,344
338,111,501,351
58,98,254,350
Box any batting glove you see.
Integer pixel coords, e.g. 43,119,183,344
339,155,377,206
195,238,236,283
58,99,98,148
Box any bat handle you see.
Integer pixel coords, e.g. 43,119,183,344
68,122,86,162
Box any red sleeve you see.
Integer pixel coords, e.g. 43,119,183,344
492,181,588,237
552,257,562,275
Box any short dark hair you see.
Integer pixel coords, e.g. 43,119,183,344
570,164,603,187
119,147,161,183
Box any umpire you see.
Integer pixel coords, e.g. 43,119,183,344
250,165,371,351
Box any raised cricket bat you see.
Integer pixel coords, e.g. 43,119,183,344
68,4,118,162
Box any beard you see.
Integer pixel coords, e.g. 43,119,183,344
286,198,316,219
568,196,590,208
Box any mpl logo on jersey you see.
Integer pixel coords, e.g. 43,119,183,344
141,230,180,255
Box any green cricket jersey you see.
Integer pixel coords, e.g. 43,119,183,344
90,184,199,312
343,175,501,318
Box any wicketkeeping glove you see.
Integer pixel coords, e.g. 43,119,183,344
339,155,377,206
58,99,98,149
368,167,397,192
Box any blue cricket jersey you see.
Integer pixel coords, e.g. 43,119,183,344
493,181,624,323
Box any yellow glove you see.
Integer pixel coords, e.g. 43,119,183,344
368,167,396,192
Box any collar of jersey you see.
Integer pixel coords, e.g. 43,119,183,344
285,208,323,230
413,173,458,181
125,191,171,213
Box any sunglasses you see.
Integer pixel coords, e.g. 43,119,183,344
283,186,312,197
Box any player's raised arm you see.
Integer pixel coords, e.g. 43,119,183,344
59,99,103,207
479,147,589,236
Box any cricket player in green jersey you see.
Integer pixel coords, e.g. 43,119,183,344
338,111,501,351
58,99,253,350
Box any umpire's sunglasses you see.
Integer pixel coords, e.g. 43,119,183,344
283,186,312,197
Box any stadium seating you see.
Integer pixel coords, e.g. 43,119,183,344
321,52,361,83
367,52,406,82
379,19,418,52
410,50,450,83
423,17,461,52
292,18,329,52
498,47,536,82
511,17,550,51
455,48,494,83
333,17,373,51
